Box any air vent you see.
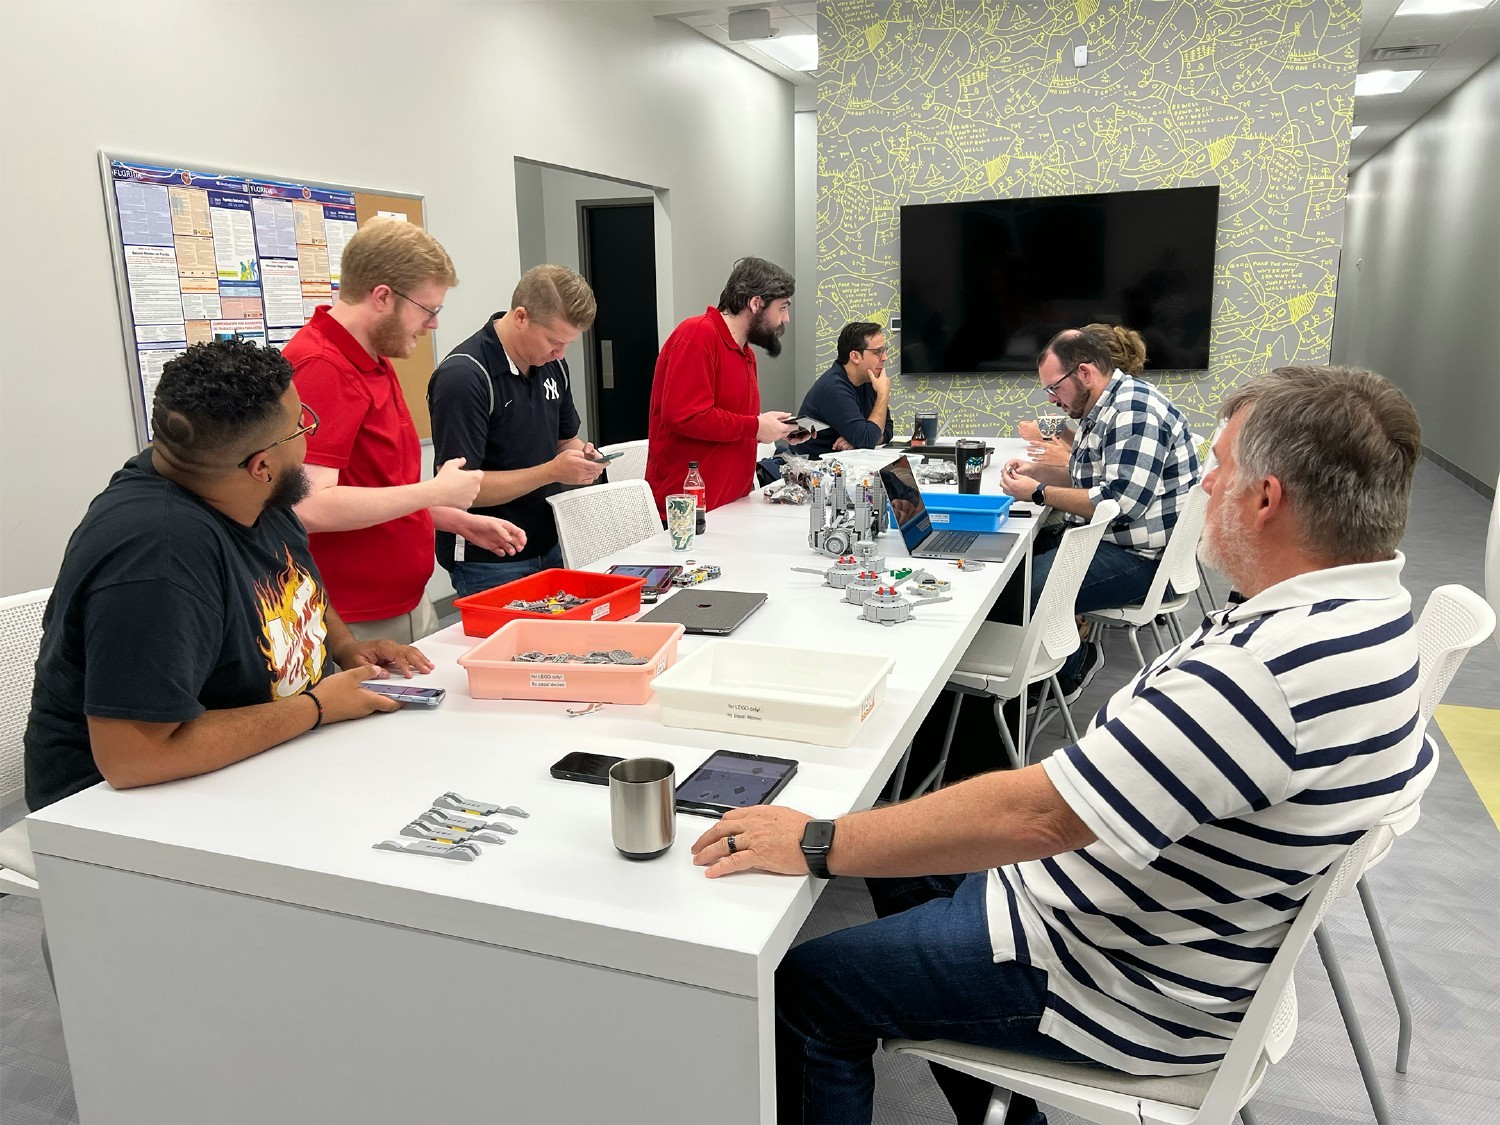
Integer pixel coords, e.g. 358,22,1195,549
1370,44,1443,62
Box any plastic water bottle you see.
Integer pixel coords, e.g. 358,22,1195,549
684,461,706,534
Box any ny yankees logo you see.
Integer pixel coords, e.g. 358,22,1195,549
543,377,559,400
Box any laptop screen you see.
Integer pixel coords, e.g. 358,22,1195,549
877,456,934,554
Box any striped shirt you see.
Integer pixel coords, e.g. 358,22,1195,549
985,555,1434,1075
1064,371,1199,559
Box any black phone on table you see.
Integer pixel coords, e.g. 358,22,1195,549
674,750,799,818
550,751,625,785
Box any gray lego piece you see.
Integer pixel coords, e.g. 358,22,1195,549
402,820,509,846
418,811,519,836
372,839,481,861
431,792,529,818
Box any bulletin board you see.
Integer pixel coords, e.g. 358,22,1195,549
99,153,437,444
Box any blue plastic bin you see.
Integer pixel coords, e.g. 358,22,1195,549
920,492,1013,532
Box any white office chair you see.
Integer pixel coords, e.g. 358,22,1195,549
1312,584,1495,1125
597,438,649,483
1485,471,1499,651
890,501,1119,799
0,587,50,898
886,830,1378,1125
546,479,663,570
1085,485,1209,667
1188,429,1219,618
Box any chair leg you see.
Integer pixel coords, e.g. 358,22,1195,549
983,1086,1013,1125
1148,618,1168,654
890,743,911,804
911,691,965,796
1238,1105,1259,1125
1315,923,1393,1125
1126,627,1148,669
1166,612,1185,645
1052,675,1081,742
1024,678,1055,763
1357,876,1414,1074
994,698,1021,771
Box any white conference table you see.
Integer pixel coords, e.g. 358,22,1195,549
30,442,1041,1125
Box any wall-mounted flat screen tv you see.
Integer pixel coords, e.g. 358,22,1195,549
898,185,1219,375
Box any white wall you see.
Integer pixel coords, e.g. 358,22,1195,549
793,109,819,403
1332,56,1500,490
0,0,796,594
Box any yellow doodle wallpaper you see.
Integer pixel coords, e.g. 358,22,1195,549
816,0,1361,436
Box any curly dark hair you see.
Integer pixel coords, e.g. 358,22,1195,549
151,339,294,464
717,256,795,316
836,321,883,366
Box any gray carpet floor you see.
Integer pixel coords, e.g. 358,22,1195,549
3,458,1496,1124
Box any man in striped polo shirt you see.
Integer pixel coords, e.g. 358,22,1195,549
691,366,1433,1125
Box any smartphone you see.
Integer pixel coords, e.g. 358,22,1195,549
551,751,625,786
361,682,446,707
674,750,799,818
787,416,828,441
586,450,624,464
606,564,683,596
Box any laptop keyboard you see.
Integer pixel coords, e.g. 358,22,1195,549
924,529,979,553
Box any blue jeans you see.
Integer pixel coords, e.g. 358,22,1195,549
775,872,1090,1124
1025,527,1160,681
448,544,563,599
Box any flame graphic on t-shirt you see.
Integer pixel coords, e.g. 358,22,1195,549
253,549,328,700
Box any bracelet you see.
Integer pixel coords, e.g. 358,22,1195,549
305,689,324,731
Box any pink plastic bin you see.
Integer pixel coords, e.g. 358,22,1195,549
456,619,687,705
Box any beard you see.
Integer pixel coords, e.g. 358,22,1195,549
370,307,416,359
747,307,784,357
265,465,312,511
1198,486,1255,595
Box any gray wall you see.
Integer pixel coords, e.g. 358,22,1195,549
794,109,820,402
1332,56,1500,490
0,0,795,595
817,0,1359,438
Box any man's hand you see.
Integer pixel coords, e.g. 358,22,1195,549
757,411,798,443
553,447,606,486
870,369,891,399
312,665,403,723
1018,420,1043,442
1000,459,1041,501
426,458,484,509
455,512,527,556
1025,437,1070,469
332,638,434,678
691,805,815,878
832,436,853,452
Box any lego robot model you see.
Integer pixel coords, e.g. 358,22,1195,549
857,585,952,627
807,463,889,558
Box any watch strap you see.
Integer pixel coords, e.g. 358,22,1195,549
801,820,835,879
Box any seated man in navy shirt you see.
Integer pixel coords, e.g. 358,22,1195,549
794,321,893,458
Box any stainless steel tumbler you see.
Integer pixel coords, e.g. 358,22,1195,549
609,757,676,859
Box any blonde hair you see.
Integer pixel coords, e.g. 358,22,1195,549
338,219,458,302
511,264,597,330
1083,323,1148,376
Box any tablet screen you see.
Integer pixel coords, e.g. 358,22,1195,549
607,564,679,592
676,751,796,811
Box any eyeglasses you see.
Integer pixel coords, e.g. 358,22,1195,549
239,403,320,468
862,346,889,357
1042,363,1084,400
391,287,442,324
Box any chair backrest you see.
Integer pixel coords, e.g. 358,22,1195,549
598,439,649,483
1015,501,1119,677
1195,830,1377,1122
0,588,51,807
1485,472,1499,652
545,480,663,570
1415,584,1495,726
1131,485,1208,616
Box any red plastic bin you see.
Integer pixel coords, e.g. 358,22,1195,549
453,568,648,638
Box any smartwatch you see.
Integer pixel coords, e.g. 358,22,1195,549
801,820,836,879
1031,483,1047,506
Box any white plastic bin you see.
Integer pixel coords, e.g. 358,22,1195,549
650,640,896,747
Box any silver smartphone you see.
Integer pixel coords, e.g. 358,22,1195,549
361,682,446,707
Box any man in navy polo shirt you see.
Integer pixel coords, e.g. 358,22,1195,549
794,320,893,458
427,265,606,597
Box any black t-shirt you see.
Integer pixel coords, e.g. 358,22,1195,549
795,362,893,458
23,450,331,811
427,313,581,567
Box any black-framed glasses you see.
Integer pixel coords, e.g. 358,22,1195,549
239,403,320,468
1042,363,1084,400
391,287,442,324
862,346,889,357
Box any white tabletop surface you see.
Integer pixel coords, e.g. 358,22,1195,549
29,442,1041,999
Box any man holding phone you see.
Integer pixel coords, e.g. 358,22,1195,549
428,264,604,596
24,340,429,812
793,320,894,458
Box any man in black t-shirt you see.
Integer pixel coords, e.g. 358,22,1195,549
24,340,432,811
794,321,893,459
427,265,607,597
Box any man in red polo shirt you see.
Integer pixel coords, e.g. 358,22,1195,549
285,220,525,643
645,257,805,517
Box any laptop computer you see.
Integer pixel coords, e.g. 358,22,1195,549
877,455,1020,562
638,590,768,635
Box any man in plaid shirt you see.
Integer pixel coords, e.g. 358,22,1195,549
999,328,1199,697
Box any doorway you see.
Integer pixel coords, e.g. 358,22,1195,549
579,201,659,446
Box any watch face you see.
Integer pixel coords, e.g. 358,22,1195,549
802,820,835,849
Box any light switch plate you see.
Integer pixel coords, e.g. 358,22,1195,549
1074,44,1088,67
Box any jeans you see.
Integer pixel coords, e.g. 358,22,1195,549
448,544,563,599
775,872,1090,1124
1022,526,1160,681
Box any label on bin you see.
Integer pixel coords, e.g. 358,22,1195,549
656,656,667,674
860,694,875,721
929,512,950,524
591,602,610,621
530,672,568,688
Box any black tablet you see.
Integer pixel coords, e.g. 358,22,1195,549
674,750,799,818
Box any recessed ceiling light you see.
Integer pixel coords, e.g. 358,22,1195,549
1351,125,1368,139
1355,69,1423,96
750,33,817,72
1395,0,1493,16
